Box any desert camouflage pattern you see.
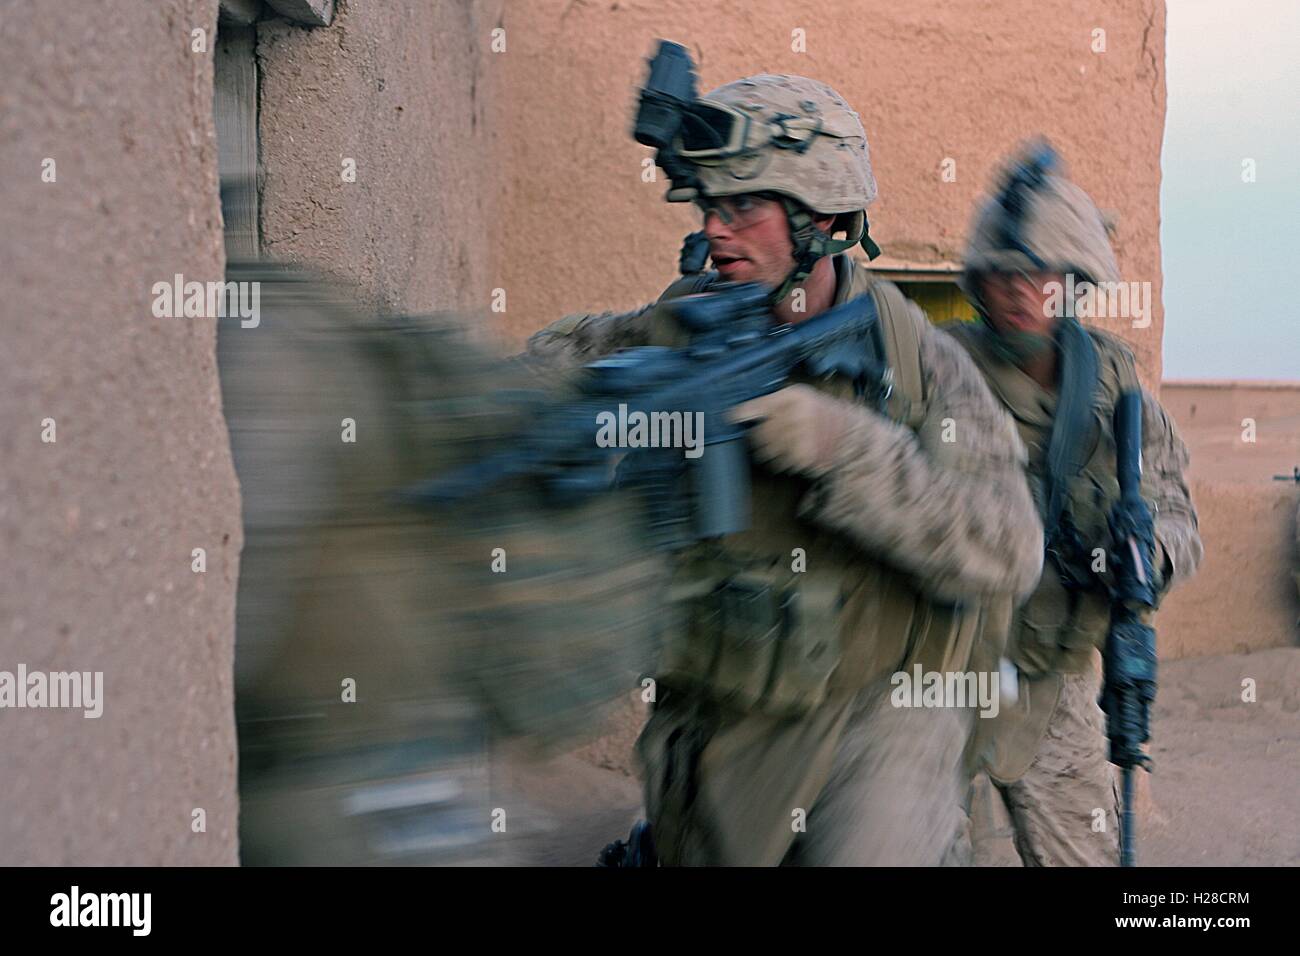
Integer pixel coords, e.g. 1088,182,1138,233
951,157,1203,866
948,321,1203,812
802,277,1042,603
529,257,1043,601
677,74,876,248
782,674,976,866
528,254,1042,864
959,145,1121,309
995,668,1122,866
947,321,1204,672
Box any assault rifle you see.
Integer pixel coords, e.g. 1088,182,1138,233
399,281,892,548
1101,390,1160,867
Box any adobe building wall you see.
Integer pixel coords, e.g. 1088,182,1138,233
0,0,239,864
257,0,505,316
1155,381,1300,657
0,0,499,865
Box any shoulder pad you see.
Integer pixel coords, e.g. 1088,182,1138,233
1084,325,1140,390
545,312,589,337
656,270,720,304
867,277,927,430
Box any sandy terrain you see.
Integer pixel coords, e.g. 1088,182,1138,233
492,646,1300,866
972,646,1300,866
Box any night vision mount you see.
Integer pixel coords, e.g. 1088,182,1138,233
995,139,1059,271
633,39,707,203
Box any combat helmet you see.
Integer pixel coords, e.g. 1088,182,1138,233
646,63,881,304
960,140,1120,312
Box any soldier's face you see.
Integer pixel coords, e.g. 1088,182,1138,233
980,270,1067,338
700,194,796,288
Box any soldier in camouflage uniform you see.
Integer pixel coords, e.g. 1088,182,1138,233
528,75,1043,865
221,258,660,864
946,146,1204,866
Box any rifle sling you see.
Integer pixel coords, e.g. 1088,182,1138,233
1044,318,1099,578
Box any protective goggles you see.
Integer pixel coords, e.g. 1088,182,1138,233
691,192,784,228
675,101,830,163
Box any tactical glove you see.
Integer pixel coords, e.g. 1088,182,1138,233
729,384,861,477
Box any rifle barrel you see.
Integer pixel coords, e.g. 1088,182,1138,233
1114,390,1143,500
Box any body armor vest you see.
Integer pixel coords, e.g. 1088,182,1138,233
946,321,1137,675
645,256,987,716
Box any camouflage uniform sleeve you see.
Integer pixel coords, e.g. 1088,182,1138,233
522,303,656,378
1140,388,1203,593
802,310,1044,602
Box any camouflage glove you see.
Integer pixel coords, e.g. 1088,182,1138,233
729,384,861,477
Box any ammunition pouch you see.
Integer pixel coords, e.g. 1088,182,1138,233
1013,562,1110,676
646,259,982,720
659,545,990,718
659,548,842,718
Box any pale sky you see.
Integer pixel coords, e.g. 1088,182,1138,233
1161,0,1300,379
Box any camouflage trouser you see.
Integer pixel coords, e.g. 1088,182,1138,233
783,678,973,866
639,675,974,865
992,668,1121,866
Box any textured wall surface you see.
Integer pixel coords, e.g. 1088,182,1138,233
0,0,240,864
258,0,504,317
1155,382,1300,657
1156,481,1297,657
489,0,1168,380
0,0,503,864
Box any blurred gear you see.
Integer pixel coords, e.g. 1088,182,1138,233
960,139,1121,312
219,255,660,864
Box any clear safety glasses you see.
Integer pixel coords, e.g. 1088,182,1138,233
692,193,784,229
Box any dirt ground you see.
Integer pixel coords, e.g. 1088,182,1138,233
972,646,1300,866
493,646,1300,866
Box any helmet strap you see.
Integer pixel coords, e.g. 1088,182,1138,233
860,214,882,260
769,198,868,307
